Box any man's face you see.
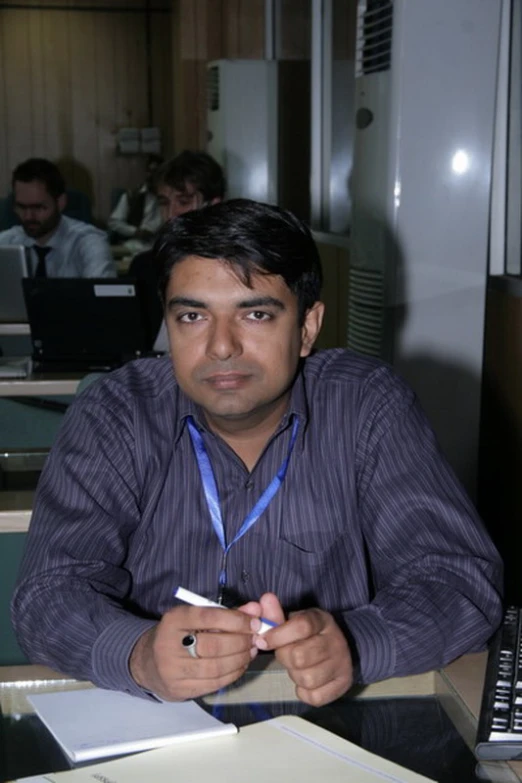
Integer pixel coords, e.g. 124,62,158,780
13,180,64,241
165,255,324,430
156,182,206,222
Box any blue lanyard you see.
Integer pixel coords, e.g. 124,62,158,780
186,415,299,598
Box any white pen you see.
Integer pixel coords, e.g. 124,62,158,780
173,585,277,635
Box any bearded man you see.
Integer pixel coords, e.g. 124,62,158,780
0,158,115,278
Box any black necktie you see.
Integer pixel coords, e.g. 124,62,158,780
33,246,51,278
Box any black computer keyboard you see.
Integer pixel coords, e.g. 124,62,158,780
475,606,522,760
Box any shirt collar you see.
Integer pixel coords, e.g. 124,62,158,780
173,361,310,452
44,215,66,249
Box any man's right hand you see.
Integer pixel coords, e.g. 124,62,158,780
129,605,261,701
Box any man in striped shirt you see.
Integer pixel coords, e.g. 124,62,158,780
12,200,503,706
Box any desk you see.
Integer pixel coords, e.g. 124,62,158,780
0,372,82,527
0,372,82,397
0,325,30,337
0,654,521,782
0,494,32,533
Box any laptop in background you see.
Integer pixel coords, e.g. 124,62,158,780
22,278,149,372
0,245,30,323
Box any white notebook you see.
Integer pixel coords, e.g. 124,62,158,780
14,715,436,783
27,687,237,763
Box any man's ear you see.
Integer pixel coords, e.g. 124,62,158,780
210,197,222,205
57,193,67,213
300,301,325,357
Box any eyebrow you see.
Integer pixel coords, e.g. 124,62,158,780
167,295,286,311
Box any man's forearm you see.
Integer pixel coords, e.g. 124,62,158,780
343,568,502,683
12,580,156,695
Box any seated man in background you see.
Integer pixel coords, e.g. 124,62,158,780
0,158,116,278
129,149,225,349
12,199,503,706
107,154,163,256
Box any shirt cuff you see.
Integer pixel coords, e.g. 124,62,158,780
91,615,159,700
343,605,397,684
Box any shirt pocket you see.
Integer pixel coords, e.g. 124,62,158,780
277,525,346,570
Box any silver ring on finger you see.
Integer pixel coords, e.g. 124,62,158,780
182,633,199,659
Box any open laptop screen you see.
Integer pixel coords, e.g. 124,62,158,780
22,277,149,371
0,245,30,323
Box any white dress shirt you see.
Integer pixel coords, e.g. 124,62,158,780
0,215,116,277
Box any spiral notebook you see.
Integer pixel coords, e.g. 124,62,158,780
27,687,237,763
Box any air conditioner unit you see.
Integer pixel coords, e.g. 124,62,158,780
207,60,279,203
349,0,504,496
206,59,311,220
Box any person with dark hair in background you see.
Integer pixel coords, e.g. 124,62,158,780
0,158,115,278
155,149,226,220
12,199,502,708
108,154,163,256
129,150,226,348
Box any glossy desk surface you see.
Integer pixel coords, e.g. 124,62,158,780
0,654,520,783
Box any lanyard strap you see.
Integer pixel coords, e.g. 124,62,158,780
187,415,299,587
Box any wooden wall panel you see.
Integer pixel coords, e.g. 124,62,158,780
0,23,7,193
315,243,340,351
150,14,174,158
314,241,350,350
14,0,169,9
2,12,34,169
42,11,73,165
279,0,311,60
0,2,172,223
172,0,201,151
236,0,265,58
95,14,121,219
221,0,241,58
171,0,265,152
67,10,98,206
205,0,226,61
27,11,48,153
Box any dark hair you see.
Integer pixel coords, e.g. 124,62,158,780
12,158,66,199
155,150,226,203
154,199,323,324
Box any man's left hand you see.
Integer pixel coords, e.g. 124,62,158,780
249,593,353,706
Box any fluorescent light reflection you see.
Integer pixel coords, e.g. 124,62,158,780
393,180,401,209
451,149,470,175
